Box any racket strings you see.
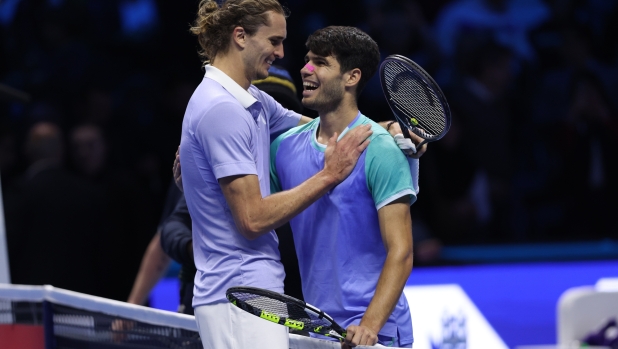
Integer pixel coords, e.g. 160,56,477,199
229,291,333,329
383,61,447,138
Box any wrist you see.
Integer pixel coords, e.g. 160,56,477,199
316,169,340,188
358,318,381,335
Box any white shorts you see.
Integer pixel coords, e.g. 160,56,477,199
194,302,289,349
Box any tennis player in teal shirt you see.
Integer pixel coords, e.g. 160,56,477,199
270,26,416,348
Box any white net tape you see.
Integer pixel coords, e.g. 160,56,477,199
0,284,399,348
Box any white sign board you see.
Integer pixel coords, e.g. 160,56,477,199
404,284,507,349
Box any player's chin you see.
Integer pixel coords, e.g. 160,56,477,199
256,69,269,80
301,98,316,110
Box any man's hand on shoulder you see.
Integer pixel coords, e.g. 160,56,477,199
344,324,378,348
322,124,372,184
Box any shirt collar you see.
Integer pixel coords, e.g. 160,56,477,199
204,65,258,108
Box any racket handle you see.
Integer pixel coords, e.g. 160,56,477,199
416,139,428,150
398,120,412,139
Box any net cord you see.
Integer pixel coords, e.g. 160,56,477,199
0,284,198,331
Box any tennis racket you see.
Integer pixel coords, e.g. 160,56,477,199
226,286,347,341
379,54,451,151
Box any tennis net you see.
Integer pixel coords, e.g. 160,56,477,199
0,284,396,349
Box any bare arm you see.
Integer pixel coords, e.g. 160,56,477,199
345,196,413,347
127,232,171,305
220,125,372,240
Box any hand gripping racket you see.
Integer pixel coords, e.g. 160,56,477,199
379,55,452,150
226,286,347,341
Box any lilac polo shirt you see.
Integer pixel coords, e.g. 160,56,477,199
180,65,301,307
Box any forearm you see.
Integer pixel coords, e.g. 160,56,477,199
360,248,413,333
222,170,338,239
224,124,372,240
127,232,171,305
362,198,414,334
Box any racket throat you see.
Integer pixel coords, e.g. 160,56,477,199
399,121,424,153
327,329,345,341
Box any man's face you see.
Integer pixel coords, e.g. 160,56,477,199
300,51,345,112
243,11,286,81
71,126,106,176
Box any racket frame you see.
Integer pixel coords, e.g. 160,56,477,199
226,286,347,341
379,54,451,149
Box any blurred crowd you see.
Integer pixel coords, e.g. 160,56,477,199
1,0,617,300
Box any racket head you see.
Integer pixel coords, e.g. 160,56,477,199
379,54,451,142
226,286,347,341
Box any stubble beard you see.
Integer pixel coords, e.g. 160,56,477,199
302,81,344,114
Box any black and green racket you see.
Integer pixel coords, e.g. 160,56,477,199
226,286,347,341
380,54,451,150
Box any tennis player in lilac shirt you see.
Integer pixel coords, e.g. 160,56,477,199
182,64,298,307
179,1,373,348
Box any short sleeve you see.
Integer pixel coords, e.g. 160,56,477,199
256,89,301,136
195,101,257,179
365,134,417,209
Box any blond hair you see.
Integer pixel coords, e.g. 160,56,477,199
190,0,288,63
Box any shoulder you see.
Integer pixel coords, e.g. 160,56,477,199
190,78,244,114
274,117,318,143
186,80,248,125
356,115,397,148
271,118,318,155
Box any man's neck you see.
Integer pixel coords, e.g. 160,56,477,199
211,54,252,90
316,100,359,144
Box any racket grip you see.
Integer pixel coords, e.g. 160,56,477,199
417,139,428,150
398,120,412,139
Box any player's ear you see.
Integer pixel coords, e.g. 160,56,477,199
344,68,362,89
232,26,246,48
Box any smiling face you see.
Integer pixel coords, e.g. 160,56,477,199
242,11,286,81
300,51,347,113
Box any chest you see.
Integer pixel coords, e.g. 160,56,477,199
276,137,370,199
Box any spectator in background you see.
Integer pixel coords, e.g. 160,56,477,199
546,72,618,240
434,0,549,62
69,124,157,301
5,122,105,296
427,39,516,244
123,78,197,308
124,180,179,307
523,12,618,238
416,116,479,245
360,0,443,119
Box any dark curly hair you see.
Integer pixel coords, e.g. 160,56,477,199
305,26,380,97
190,0,289,64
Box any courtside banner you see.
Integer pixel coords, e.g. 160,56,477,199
404,285,508,349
